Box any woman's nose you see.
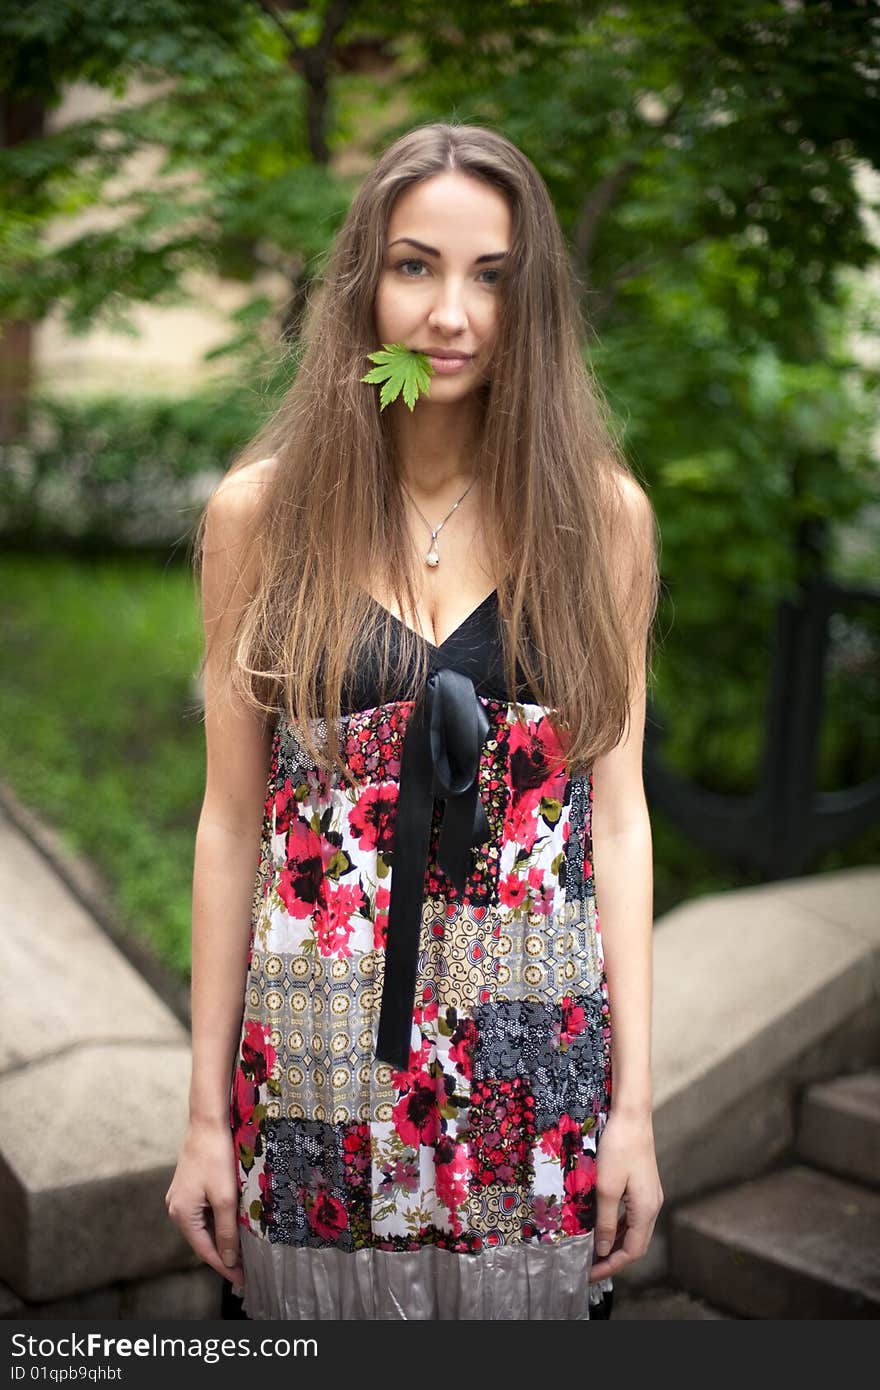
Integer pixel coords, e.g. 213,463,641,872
428,287,469,331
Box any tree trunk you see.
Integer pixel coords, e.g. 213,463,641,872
1,94,45,441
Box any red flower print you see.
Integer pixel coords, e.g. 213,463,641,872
277,817,333,918
502,718,569,862
503,798,541,853
538,1125,561,1160
241,1020,276,1085
343,1124,371,1174
346,747,368,780
508,717,570,801
558,995,587,1049
271,777,299,834
560,1137,598,1234
342,705,408,782
348,782,399,856
499,873,530,910
307,1190,349,1242
561,1173,597,1234
561,1199,588,1235
231,1022,276,1175
373,884,391,949
313,880,365,957
387,994,440,1085
390,1030,434,1088
434,1135,470,1234
532,1194,563,1238
527,865,554,916
448,1015,479,1081
392,1077,442,1148
563,1151,597,1196
231,1063,255,1130
538,1111,582,1161
417,991,440,1022
230,1067,259,1169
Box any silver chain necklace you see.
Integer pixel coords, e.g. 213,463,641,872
401,474,479,567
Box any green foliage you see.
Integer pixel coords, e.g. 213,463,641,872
0,2,360,339
3,1,878,370
0,375,283,544
0,1,247,100
1,0,877,915
591,266,879,795
361,343,435,410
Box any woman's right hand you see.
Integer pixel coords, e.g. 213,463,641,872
164,1118,245,1286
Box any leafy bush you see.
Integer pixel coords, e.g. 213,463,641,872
0,373,286,546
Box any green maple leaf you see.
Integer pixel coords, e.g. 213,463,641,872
360,342,434,411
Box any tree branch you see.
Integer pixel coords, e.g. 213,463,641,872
572,157,640,269
253,0,304,55
253,0,356,164
573,93,688,279
301,0,356,164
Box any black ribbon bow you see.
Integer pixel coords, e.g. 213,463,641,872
375,667,492,1070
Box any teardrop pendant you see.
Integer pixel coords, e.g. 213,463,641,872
425,546,440,567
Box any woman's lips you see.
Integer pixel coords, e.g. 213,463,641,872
425,354,473,373
417,349,473,359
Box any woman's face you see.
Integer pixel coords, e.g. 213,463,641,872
374,170,511,401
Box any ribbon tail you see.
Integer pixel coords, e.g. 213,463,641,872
437,783,491,894
434,679,492,894
376,669,492,1068
375,697,434,1071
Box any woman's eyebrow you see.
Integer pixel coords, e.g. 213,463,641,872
387,236,508,264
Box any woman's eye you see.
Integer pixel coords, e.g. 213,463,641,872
395,259,501,286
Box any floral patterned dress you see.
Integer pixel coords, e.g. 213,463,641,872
229,590,615,1319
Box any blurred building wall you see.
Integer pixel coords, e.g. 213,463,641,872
34,79,291,398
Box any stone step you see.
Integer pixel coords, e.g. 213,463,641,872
668,1164,880,1319
0,801,197,1303
796,1070,880,1189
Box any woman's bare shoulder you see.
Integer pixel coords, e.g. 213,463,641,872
212,456,279,506
201,459,279,613
205,458,279,555
606,462,653,524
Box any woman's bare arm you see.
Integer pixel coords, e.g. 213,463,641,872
591,675,654,1120
189,462,277,1125
165,460,277,1285
587,473,664,1279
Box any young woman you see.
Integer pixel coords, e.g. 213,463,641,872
165,121,663,1321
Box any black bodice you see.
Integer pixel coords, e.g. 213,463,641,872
340,590,543,715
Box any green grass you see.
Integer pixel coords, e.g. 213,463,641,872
0,551,205,976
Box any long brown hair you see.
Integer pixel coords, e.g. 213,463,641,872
190,120,660,788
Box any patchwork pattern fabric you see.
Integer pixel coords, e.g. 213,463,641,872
230,682,614,1317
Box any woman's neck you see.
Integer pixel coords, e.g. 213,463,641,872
392,399,481,497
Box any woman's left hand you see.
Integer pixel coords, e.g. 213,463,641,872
587,1107,664,1283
